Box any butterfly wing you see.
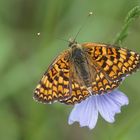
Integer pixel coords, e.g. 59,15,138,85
60,81,90,105
83,43,140,81
60,63,90,105
34,50,72,104
91,70,122,94
82,42,140,94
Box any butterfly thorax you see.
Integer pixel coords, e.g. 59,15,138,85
71,44,92,88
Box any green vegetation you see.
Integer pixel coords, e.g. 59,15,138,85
0,0,140,140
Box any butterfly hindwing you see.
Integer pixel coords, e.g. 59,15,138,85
60,81,90,105
92,71,122,94
34,50,72,103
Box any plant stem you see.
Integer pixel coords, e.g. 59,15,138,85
113,6,140,45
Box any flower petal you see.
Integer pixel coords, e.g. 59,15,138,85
68,96,98,129
97,90,129,123
68,89,129,129
109,90,129,106
96,95,115,123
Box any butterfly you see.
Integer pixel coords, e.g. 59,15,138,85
33,40,140,105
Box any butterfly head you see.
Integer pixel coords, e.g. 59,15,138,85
68,38,77,48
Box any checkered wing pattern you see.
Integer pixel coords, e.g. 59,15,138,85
34,50,72,103
34,50,90,104
83,43,140,94
60,80,90,105
91,71,122,94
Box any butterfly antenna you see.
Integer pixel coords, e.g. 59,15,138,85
56,37,70,43
74,11,93,41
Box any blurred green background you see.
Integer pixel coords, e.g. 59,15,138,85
0,0,140,140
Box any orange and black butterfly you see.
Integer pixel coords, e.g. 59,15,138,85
33,39,140,105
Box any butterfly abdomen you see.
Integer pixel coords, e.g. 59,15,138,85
71,46,91,87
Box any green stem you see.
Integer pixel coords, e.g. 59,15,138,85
113,6,140,45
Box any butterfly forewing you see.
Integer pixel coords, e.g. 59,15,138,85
83,43,140,81
34,50,72,103
82,43,140,94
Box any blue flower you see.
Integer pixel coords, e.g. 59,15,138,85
68,90,129,129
